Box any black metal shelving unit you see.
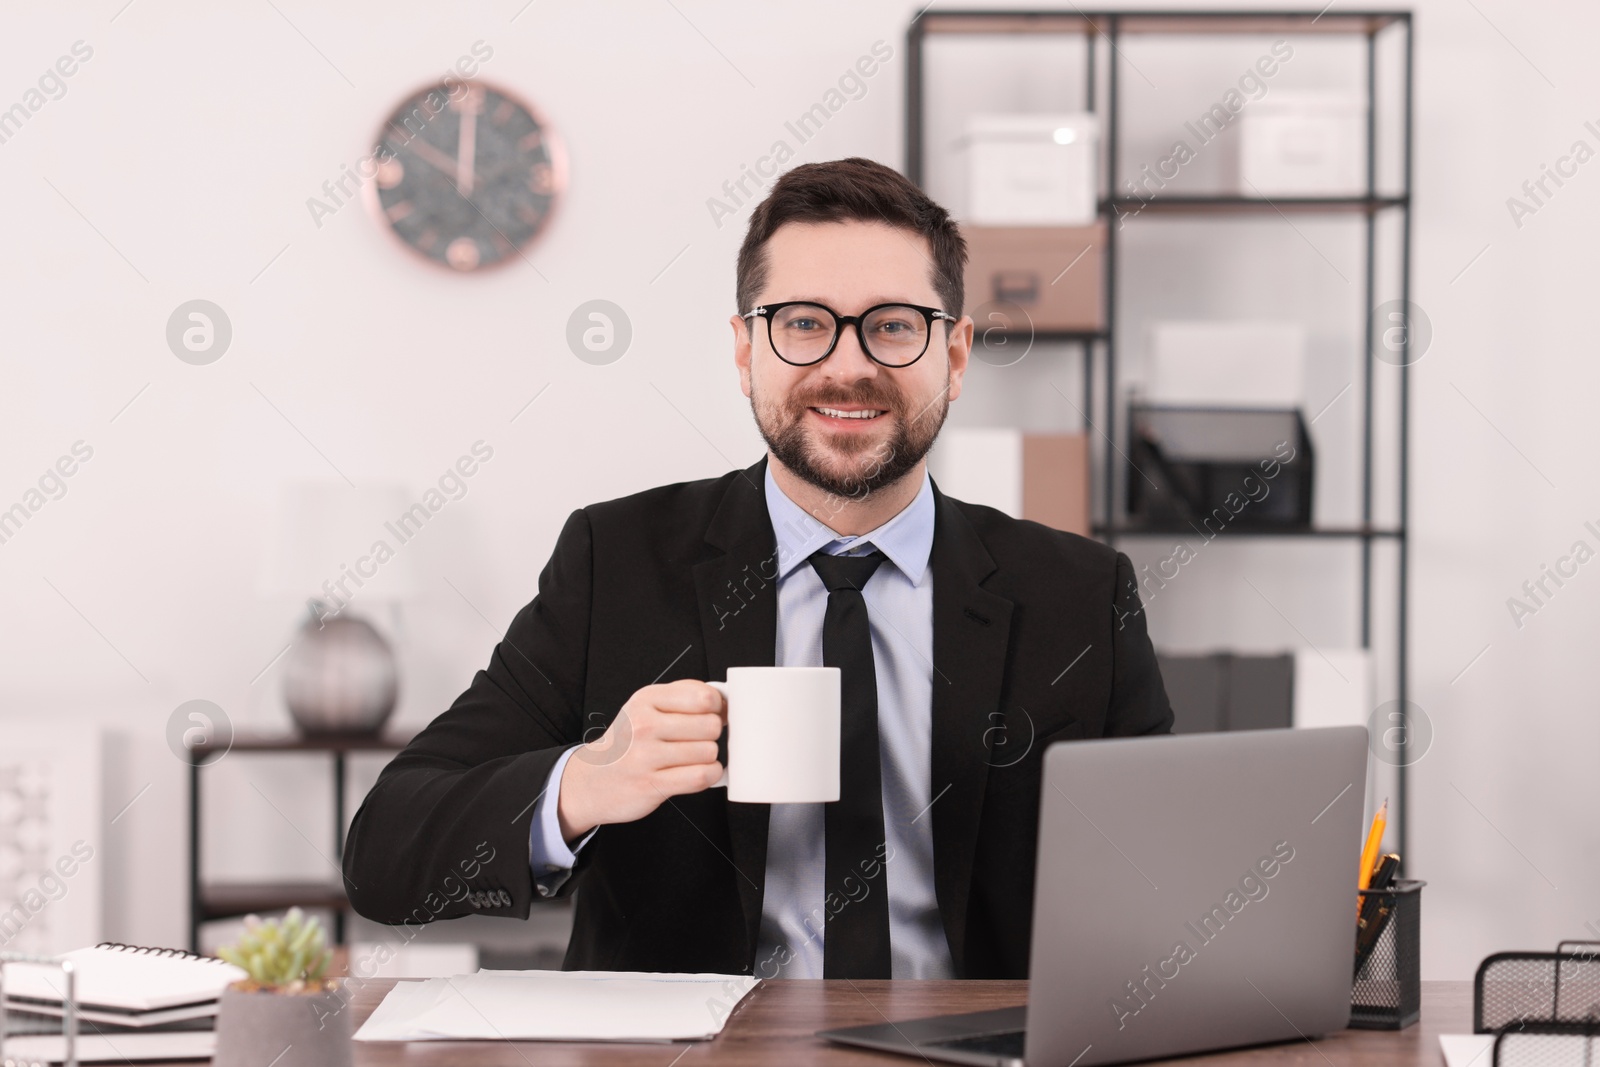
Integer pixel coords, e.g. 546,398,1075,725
186,732,411,953
907,9,1414,857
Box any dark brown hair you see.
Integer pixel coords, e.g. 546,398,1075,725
735,157,967,320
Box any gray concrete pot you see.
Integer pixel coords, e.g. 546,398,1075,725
213,983,353,1067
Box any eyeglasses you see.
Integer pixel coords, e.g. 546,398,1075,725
742,300,956,368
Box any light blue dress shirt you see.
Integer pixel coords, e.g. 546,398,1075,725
529,465,954,979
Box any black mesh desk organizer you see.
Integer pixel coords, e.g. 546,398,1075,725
1350,879,1425,1029
1475,942,1600,1067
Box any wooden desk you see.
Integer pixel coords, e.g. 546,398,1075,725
345,978,1468,1065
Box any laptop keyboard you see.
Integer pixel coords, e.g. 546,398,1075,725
926,1029,1027,1058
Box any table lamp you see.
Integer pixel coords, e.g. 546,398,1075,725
263,481,417,736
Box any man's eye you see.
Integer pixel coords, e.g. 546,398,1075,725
788,318,820,331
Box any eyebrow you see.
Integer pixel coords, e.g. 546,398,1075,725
774,296,929,309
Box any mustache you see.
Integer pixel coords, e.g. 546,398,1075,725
787,383,904,411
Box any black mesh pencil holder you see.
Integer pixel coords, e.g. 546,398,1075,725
1349,878,1424,1029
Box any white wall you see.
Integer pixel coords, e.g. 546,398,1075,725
1,0,1596,978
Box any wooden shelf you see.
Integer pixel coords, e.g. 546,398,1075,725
198,881,349,920
1096,523,1404,540
921,12,1105,35
1114,11,1405,35
189,731,414,757
1108,195,1408,216
974,328,1107,343
916,9,1406,37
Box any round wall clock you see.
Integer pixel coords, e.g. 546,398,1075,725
366,80,563,271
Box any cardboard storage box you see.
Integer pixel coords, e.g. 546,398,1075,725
930,429,1091,537
1022,433,1091,536
964,113,1100,225
962,223,1105,333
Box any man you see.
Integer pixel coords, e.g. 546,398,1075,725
343,157,1172,980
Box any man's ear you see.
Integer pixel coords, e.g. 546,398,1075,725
731,314,754,399
944,314,974,403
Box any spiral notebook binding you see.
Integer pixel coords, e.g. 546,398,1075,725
92,942,229,964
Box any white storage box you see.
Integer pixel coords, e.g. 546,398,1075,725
1236,93,1365,197
1143,321,1307,408
932,428,1023,516
1291,649,1372,730
963,113,1099,225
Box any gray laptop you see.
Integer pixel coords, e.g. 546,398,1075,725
819,726,1368,1067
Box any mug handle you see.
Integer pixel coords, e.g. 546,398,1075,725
707,680,729,789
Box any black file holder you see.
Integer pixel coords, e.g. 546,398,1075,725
1349,879,1424,1029
1475,942,1600,1033
1474,942,1600,1066
0,951,80,1067
1127,405,1315,530
1490,1023,1600,1067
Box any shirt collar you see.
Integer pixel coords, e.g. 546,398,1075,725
764,462,935,586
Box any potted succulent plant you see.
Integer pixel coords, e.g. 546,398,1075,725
213,908,351,1067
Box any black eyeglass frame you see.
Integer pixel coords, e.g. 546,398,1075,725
742,300,958,368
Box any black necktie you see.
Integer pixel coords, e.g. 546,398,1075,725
809,548,892,979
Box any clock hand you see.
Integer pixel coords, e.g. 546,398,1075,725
406,137,460,185
458,100,477,197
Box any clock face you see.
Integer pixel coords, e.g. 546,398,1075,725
368,81,562,271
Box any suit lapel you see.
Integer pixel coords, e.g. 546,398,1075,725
692,458,777,966
927,485,1014,975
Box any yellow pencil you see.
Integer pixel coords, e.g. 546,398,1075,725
1357,799,1388,912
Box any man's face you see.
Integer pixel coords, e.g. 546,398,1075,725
731,220,973,500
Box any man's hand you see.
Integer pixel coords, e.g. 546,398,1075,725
556,679,726,842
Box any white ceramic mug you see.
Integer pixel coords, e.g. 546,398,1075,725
709,666,840,803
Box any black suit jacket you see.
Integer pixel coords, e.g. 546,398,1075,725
343,458,1172,977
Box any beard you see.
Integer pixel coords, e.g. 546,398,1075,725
751,371,950,500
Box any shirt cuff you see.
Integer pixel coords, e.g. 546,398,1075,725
528,746,597,897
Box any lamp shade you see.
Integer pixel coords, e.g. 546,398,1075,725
261,480,419,605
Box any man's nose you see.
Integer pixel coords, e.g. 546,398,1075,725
820,323,878,381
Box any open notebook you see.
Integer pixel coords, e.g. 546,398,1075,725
3,943,246,1024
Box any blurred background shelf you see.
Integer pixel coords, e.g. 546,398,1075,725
187,731,414,951
908,8,1414,855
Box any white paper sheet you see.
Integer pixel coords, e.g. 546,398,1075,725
1440,1033,1496,1067
354,970,759,1043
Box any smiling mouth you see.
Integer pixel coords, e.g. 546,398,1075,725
811,406,887,421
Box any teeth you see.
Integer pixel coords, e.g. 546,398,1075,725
816,407,883,420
